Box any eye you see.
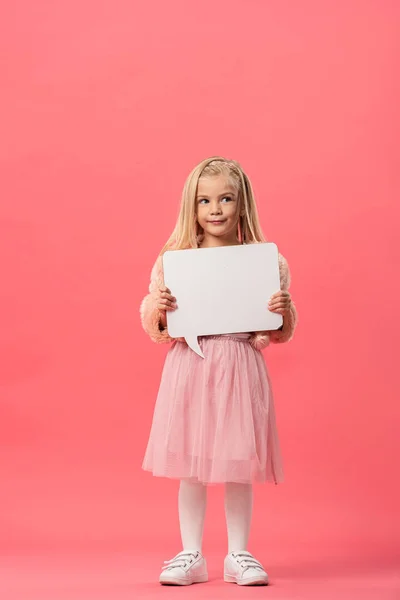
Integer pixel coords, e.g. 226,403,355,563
221,196,233,203
198,198,209,204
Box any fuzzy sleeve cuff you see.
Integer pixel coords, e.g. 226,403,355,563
249,253,298,350
139,256,174,344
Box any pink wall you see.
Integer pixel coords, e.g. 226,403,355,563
1,0,398,559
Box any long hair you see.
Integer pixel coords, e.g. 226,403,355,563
161,156,266,254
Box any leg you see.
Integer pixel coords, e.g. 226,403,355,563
224,482,253,553
179,479,207,551
224,483,268,585
159,480,208,585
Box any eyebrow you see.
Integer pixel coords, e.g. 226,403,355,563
196,191,236,199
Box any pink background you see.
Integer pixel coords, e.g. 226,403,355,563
1,1,399,598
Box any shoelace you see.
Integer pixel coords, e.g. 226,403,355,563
231,551,264,574
162,551,199,571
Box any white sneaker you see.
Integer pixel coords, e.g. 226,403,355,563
224,550,269,586
159,550,208,586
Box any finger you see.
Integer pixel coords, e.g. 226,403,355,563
269,293,291,303
269,304,290,312
159,298,178,309
158,303,177,312
269,291,290,301
160,297,177,307
159,286,172,294
165,293,176,301
269,301,291,310
269,307,288,315
161,291,176,302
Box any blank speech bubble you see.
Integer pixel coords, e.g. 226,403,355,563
163,243,283,358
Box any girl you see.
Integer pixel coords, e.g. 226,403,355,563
140,157,297,586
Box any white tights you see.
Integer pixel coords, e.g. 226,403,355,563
178,479,253,553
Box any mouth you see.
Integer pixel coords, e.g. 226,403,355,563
207,220,226,225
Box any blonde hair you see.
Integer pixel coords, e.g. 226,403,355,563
161,156,266,253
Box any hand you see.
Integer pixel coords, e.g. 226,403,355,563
268,290,292,316
157,286,177,329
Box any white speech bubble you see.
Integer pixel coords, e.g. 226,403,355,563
163,243,283,359
184,335,205,359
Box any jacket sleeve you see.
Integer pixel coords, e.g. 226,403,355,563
139,255,174,344
249,253,298,351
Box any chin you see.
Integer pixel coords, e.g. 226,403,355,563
203,224,232,236
207,230,228,238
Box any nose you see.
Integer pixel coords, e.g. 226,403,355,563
210,201,222,215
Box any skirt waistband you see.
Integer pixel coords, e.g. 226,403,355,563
199,333,251,343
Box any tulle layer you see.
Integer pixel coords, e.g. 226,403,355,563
142,335,284,484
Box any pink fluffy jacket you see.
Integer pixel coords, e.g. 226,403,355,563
140,251,298,351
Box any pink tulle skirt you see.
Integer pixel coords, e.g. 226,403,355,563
142,334,284,485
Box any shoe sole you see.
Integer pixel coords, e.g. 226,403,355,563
224,574,269,586
160,574,208,586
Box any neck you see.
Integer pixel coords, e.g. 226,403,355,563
200,233,240,248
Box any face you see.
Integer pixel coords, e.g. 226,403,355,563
196,174,240,246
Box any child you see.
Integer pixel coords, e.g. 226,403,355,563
140,156,297,586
